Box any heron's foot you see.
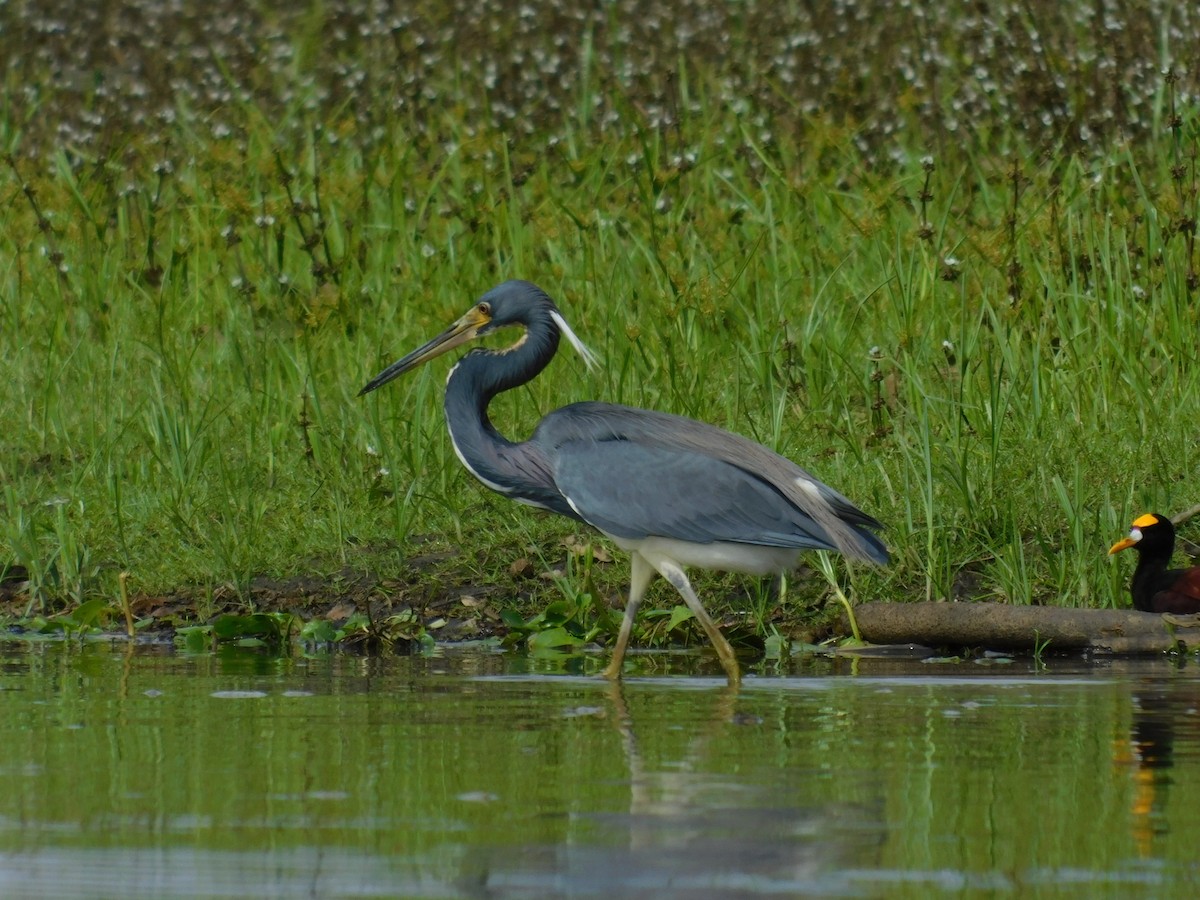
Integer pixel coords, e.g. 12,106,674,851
717,653,742,686
601,657,625,680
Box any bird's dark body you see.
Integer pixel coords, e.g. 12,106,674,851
361,279,890,680
1131,564,1200,614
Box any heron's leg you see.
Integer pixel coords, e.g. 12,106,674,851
602,551,655,680
652,558,741,685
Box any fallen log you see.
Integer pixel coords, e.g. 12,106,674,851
853,601,1200,654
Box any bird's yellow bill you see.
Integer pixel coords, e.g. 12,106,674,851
1108,536,1137,555
359,305,492,396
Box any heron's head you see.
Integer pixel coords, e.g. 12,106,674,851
1109,512,1174,556
358,281,596,396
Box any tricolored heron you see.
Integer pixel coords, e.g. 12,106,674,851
360,280,888,681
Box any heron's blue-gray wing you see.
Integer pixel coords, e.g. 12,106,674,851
535,402,888,564
551,439,879,559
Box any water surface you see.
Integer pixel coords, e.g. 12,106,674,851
2,641,1199,898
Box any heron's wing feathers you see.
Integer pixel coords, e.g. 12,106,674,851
536,402,888,564
552,439,887,564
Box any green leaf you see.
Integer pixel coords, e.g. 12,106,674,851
541,600,575,626
301,619,338,643
500,608,529,631
176,626,212,653
212,614,253,640
762,632,788,659
31,616,63,634
212,613,289,643
665,604,695,633
527,626,585,652
69,598,110,629
337,613,371,637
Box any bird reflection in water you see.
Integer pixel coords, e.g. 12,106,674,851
1114,676,1200,857
464,683,886,897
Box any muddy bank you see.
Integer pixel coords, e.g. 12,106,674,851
5,559,1185,656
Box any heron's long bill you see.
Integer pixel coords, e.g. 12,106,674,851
358,306,491,396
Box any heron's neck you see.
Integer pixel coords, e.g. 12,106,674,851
443,314,560,457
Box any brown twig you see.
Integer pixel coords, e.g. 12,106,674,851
1172,505,1200,527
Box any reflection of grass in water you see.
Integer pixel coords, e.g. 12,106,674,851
0,1,1197,643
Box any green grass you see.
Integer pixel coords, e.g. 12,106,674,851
1,1,1199,641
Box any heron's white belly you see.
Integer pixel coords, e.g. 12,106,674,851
604,534,801,576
